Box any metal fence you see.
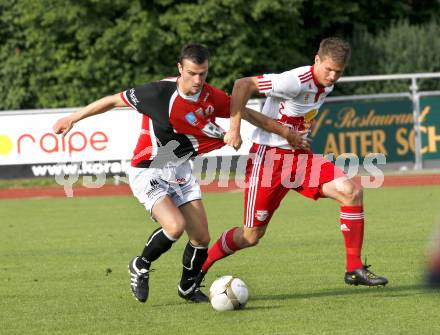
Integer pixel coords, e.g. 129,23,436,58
326,72,440,170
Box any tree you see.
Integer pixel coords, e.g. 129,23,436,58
336,19,440,95
299,0,440,59
159,0,307,91
1,0,440,109
0,0,307,109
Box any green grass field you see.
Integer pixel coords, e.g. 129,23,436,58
1,186,440,335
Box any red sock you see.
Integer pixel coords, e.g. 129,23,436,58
340,205,364,272
201,227,240,272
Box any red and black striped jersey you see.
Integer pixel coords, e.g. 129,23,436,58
120,78,230,167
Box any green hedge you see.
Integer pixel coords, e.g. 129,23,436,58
1,0,439,109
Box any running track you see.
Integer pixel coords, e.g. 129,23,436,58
1,174,440,200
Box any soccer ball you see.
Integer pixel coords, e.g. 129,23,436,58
209,275,249,311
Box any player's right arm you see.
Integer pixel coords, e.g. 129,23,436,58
53,93,127,136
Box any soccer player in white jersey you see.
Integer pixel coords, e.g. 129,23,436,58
200,37,388,287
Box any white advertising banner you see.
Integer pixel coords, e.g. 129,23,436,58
0,102,259,166
0,108,141,165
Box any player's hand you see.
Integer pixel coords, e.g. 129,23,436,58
53,116,75,137
298,133,312,151
284,129,311,150
224,130,242,151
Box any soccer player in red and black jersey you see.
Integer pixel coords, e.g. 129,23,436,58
53,44,301,304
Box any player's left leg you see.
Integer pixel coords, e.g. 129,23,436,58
168,168,211,303
177,199,211,303
321,176,388,286
127,165,186,303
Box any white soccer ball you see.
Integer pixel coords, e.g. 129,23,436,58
209,275,249,311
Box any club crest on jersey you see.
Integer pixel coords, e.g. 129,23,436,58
255,210,269,222
205,105,214,116
185,112,198,126
175,177,187,184
194,107,204,117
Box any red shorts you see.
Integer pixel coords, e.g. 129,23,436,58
244,143,346,228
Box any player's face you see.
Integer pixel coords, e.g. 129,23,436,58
314,55,345,87
177,59,209,95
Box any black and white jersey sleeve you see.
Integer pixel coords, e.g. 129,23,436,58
120,81,177,127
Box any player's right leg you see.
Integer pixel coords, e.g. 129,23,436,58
127,167,186,303
201,144,285,274
128,196,185,303
201,225,268,274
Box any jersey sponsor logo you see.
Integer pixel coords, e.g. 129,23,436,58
202,122,225,139
185,112,198,126
193,106,215,118
305,109,317,121
129,88,140,106
304,109,317,130
255,210,269,222
277,103,304,131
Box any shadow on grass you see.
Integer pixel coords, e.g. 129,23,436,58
251,284,429,301
150,301,284,311
239,305,282,311
147,284,435,308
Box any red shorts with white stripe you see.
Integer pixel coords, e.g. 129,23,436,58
244,143,346,228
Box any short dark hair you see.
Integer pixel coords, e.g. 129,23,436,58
178,44,210,64
318,37,351,65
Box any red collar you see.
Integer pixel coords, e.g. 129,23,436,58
310,65,325,89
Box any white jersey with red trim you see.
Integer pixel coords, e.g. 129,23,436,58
252,65,333,149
